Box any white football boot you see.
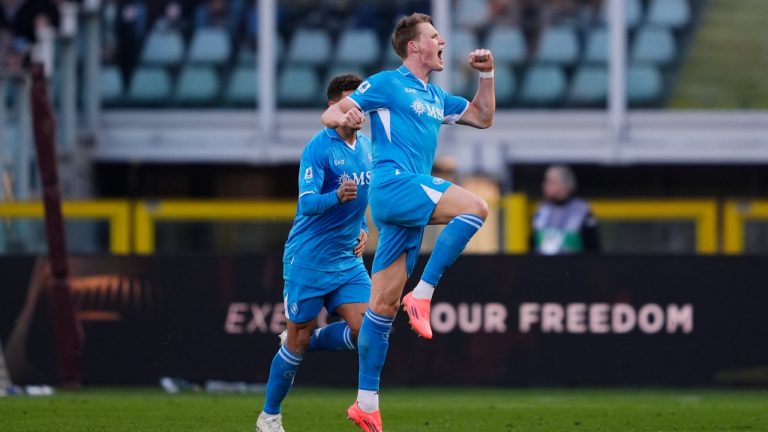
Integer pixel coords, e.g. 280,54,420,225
255,412,285,432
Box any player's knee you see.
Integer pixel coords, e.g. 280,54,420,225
467,196,489,221
370,297,400,317
286,327,313,354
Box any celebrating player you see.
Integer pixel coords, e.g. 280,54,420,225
321,12,496,432
256,74,373,432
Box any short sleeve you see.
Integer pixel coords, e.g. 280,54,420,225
298,142,327,198
347,72,390,113
438,87,469,125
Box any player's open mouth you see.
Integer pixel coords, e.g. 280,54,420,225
437,49,443,61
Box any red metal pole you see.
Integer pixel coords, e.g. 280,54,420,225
29,63,84,387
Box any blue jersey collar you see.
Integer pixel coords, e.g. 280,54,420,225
397,65,428,89
324,127,360,150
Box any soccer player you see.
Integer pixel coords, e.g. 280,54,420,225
321,13,496,432
256,74,373,432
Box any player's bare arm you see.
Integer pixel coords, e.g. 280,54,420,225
322,98,364,130
458,48,496,129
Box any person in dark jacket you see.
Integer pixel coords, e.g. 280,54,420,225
531,164,600,255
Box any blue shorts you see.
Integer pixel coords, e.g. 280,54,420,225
369,171,453,276
283,261,371,324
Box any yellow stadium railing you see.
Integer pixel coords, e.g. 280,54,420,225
723,200,768,254
133,200,297,254
504,197,718,254
0,201,131,254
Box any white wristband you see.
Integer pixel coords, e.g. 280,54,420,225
479,70,494,79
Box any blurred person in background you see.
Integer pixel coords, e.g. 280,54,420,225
531,165,600,255
0,0,58,72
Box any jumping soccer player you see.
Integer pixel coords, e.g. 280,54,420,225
321,13,495,432
256,74,373,432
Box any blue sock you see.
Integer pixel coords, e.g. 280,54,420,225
422,214,484,286
357,310,395,392
307,321,356,351
262,346,303,415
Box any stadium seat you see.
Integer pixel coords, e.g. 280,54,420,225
286,28,333,65
494,64,517,104
188,28,232,65
584,27,608,64
647,0,691,29
238,36,285,65
139,29,184,66
278,65,321,105
451,68,472,99
336,28,380,66
628,63,662,103
175,66,221,104
485,26,526,65
225,67,258,105
632,26,676,65
450,29,480,62
384,40,401,68
455,0,490,29
600,0,643,28
127,67,172,104
101,66,124,104
520,65,566,105
568,65,608,105
535,26,579,65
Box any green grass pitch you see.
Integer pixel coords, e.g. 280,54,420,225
2,387,767,431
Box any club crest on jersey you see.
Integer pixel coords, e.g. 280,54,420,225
357,81,371,94
411,98,443,120
304,167,313,180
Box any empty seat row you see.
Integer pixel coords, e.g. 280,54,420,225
524,63,663,105
103,65,257,106
537,25,678,66
104,62,663,107
584,26,677,65
601,0,692,29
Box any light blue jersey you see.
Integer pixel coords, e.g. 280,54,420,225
347,65,469,178
347,65,470,275
283,128,373,273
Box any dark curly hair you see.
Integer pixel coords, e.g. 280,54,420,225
327,74,363,103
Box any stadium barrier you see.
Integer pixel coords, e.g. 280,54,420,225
2,255,767,386
0,201,131,254
0,197,740,255
504,195,718,254
723,200,768,254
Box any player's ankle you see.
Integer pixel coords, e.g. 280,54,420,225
357,389,379,413
412,280,435,300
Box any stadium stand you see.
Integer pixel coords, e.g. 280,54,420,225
89,0,703,109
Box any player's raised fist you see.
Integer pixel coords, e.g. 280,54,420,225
468,49,494,72
341,108,364,130
336,180,358,203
